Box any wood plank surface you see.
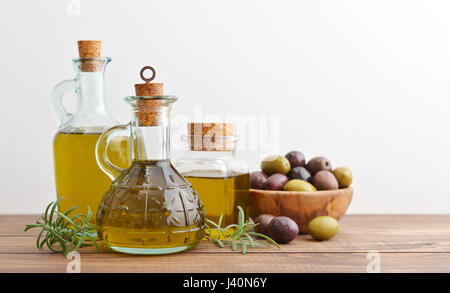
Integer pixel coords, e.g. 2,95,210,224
1,215,450,273
1,252,449,273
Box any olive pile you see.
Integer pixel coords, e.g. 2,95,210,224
250,151,353,192
254,214,339,243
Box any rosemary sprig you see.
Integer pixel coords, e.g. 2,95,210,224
205,206,280,254
24,197,99,255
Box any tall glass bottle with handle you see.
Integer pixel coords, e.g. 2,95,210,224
95,66,206,255
52,41,130,223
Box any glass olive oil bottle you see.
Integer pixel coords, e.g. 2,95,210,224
51,41,130,223
95,66,206,255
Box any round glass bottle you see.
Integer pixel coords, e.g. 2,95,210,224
95,66,206,254
174,123,250,229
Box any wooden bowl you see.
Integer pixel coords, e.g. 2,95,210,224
249,187,353,233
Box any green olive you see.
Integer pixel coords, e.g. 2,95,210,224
283,179,316,192
261,155,291,175
308,216,339,241
332,167,353,188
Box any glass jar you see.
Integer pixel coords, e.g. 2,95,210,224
174,123,250,228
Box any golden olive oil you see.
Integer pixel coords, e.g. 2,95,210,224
100,224,203,251
96,161,205,254
53,132,130,223
184,173,250,229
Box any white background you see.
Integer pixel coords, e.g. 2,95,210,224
1,0,450,214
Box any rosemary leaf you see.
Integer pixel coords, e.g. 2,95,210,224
244,233,255,248
217,214,224,228
241,240,247,254
248,232,281,249
231,241,237,251
237,206,244,229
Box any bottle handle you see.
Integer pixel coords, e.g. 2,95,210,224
51,79,77,126
96,124,130,180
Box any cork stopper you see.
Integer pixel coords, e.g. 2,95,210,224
77,40,102,72
135,66,166,127
187,123,234,151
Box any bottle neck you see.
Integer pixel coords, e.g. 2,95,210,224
135,125,170,161
126,96,177,162
75,71,107,116
133,108,171,161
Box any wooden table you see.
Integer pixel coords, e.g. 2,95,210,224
1,215,449,273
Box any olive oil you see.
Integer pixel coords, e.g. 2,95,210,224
96,160,205,254
53,132,130,223
99,225,203,252
184,173,250,228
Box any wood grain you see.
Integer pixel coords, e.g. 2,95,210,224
1,252,449,273
0,215,38,236
1,215,450,273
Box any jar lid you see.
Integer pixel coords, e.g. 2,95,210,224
187,123,235,151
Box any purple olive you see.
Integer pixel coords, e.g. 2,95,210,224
306,156,332,175
250,171,268,189
254,214,275,235
264,173,289,191
313,170,339,190
268,216,299,244
285,151,306,168
289,166,312,182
